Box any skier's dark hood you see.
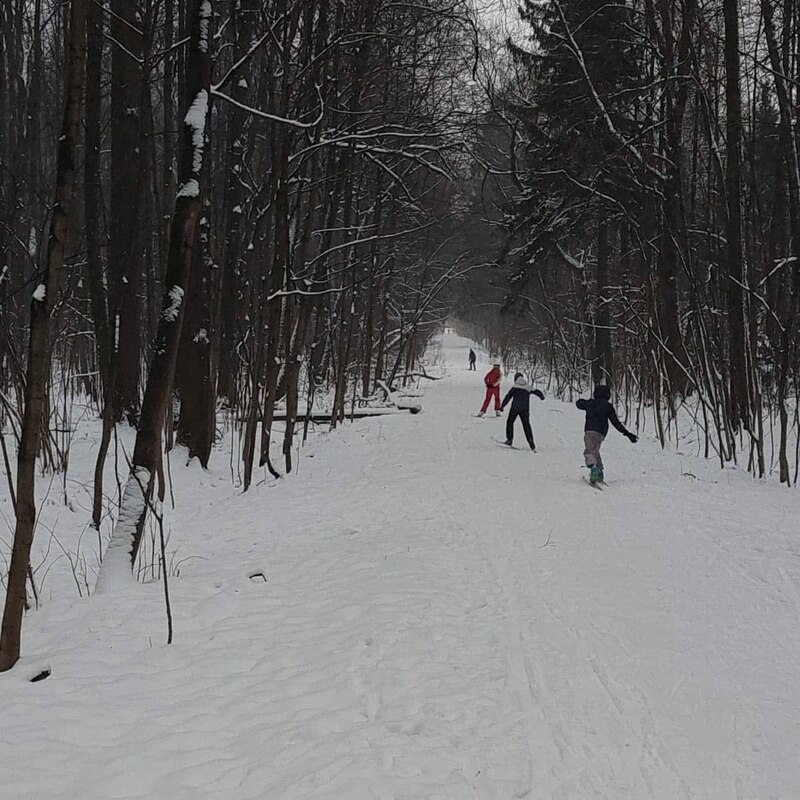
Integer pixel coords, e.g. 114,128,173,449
579,384,631,438
593,384,611,401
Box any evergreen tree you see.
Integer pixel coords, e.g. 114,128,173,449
507,0,642,381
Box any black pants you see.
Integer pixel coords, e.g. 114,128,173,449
469,360,476,370
507,409,535,449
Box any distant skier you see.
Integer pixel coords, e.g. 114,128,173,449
477,363,502,417
501,373,545,450
576,385,638,484
468,348,477,370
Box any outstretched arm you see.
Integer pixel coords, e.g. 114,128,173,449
609,405,637,441
607,405,626,433
532,389,545,401
576,398,588,410
501,389,513,410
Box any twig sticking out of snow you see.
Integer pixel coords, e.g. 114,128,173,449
538,532,554,549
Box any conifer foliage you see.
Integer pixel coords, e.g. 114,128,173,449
458,0,800,482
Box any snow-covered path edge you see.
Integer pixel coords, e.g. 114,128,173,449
1,333,799,800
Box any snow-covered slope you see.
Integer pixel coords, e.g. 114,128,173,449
2,333,799,799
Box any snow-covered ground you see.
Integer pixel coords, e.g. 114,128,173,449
2,332,800,799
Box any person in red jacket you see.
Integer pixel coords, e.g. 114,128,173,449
477,363,503,417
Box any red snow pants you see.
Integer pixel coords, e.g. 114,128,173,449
481,385,500,413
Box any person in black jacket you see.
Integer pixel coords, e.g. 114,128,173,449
468,348,477,370
576,385,637,483
501,373,545,450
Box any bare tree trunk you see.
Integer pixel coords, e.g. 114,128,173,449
176,206,215,466
111,0,143,423
281,150,322,473
85,0,115,528
0,0,87,672
216,0,256,402
27,0,43,208
257,1,304,471
161,0,175,279
761,0,800,484
724,0,748,432
95,0,213,589
655,0,696,396
593,206,613,386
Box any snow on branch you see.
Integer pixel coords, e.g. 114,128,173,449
392,371,443,382
104,34,144,65
551,0,666,185
212,30,270,93
555,245,585,272
303,218,442,270
211,85,324,129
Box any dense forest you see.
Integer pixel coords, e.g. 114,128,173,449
459,0,800,484
1,0,799,668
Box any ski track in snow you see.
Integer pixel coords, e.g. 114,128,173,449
2,333,800,799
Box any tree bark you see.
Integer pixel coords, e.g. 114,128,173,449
215,0,257,403
0,0,87,672
85,0,115,528
724,0,748,433
654,0,696,396
95,0,213,588
176,206,215,466
761,0,800,484
110,0,143,423
593,207,613,386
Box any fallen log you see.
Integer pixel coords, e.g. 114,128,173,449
271,406,421,422
391,371,442,382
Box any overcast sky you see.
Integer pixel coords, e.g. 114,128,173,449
472,0,527,45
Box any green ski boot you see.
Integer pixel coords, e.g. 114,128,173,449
589,465,602,485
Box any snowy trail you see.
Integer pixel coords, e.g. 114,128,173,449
2,333,800,799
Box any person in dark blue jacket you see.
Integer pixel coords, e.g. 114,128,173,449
576,385,637,484
501,373,545,450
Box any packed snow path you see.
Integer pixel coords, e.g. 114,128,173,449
2,334,800,799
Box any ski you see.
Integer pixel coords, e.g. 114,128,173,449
492,437,535,451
